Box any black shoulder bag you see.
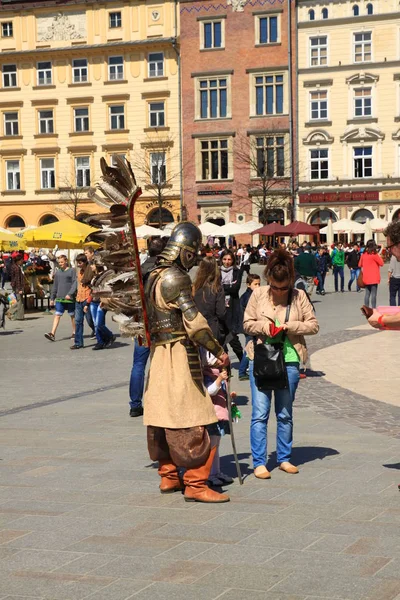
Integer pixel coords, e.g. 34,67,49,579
253,290,292,391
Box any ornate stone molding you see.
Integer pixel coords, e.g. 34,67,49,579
303,130,334,146
346,72,379,86
340,127,385,143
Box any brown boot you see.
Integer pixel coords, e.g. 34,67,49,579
158,460,183,494
183,446,230,503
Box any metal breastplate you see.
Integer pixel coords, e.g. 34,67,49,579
144,268,187,345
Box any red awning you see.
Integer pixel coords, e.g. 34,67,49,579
279,221,319,236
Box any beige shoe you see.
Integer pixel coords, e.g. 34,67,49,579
254,466,271,479
279,462,299,474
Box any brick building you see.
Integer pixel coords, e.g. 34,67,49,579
179,0,296,229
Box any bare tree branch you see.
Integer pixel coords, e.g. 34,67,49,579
56,176,90,221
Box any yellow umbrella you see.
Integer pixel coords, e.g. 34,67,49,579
21,219,100,249
0,230,26,251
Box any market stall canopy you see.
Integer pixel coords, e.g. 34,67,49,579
369,218,389,232
280,221,319,236
159,222,175,238
252,222,288,235
0,230,27,251
217,222,250,237
135,224,162,239
240,220,263,233
198,221,222,236
320,218,365,234
21,219,100,249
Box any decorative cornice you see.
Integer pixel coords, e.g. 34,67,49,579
346,72,379,85
340,127,385,143
197,14,227,20
191,69,234,78
246,65,288,74
305,120,332,128
67,145,97,153
192,131,236,139
303,129,334,145
303,79,333,88
101,94,130,102
0,100,23,108
247,128,289,136
141,91,171,100
299,61,400,75
298,11,400,29
31,99,58,106
347,118,378,125
101,142,133,151
66,97,94,105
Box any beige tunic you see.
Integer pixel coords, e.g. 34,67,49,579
143,279,218,429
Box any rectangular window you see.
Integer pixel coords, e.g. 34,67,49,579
354,146,372,177
354,88,372,117
38,110,54,134
109,105,125,130
74,107,89,132
310,90,328,120
149,102,165,127
255,136,285,178
199,78,227,119
259,16,278,44
148,52,164,78
109,11,122,28
37,61,52,86
72,58,88,83
2,64,17,88
75,156,91,187
310,149,329,180
201,139,229,180
40,158,55,189
203,21,222,49
6,160,20,191
255,74,284,115
309,36,328,67
108,56,124,81
354,32,372,62
150,152,166,185
111,153,126,167
4,111,18,136
1,22,13,38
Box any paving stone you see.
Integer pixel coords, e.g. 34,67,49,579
195,564,290,591
147,523,256,544
82,578,152,600
237,529,324,550
218,592,307,600
0,549,83,573
126,581,229,600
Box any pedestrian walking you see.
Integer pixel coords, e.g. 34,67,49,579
294,245,317,295
238,273,261,380
9,254,25,321
220,250,244,363
45,254,77,341
388,253,400,306
315,247,329,295
331,243,345,292
70,253,92,350
346,243,361,292
86,263,116,350
359,240,384,308
243,249,319,479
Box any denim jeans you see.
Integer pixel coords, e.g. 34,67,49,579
348,268,360,291
389,278,400,306
249,360,300,466
316,271,326,293
74,300,87,347
238,335,251,377
333,266,344,292
129,338,151,409
364,284,378,308
90,302,113,344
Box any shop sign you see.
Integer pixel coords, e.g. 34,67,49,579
145,200,174,210
198,190,232,196
299,191,379,204
381,191,400,201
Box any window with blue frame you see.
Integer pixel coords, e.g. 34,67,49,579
199,78,228,119
255,74,284,115
258,15,278,44
203,21,222,49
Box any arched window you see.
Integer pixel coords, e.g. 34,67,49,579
308,9,315,21
207,217,225,227
352,208,374,224
352,4,359,15
366,3,373,14
39,214,58,226
259,209,285,225
147,207,174,229
322,8,328,19
309,209,338,226
6,215,25,228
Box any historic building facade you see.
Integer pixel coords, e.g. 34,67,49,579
180,0,296,228
0,0,180,230
297,0,400,233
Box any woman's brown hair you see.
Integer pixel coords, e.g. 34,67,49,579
365,239,377,254
192,256,222,296
264,248,294,286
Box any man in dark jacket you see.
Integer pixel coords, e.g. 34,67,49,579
129,237,166,417
315,247,329,295
220,250,244,362
346,243,361,292
294,245,317,295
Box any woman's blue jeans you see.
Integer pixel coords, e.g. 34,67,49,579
249,360,300,467
90,302,113,344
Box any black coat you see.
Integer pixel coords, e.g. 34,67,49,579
194,285,226,343
221,266,243,334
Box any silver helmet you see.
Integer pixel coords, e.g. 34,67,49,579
159,222,202,270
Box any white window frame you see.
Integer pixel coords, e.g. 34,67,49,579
256,14,280,45
353,87,372,117
75,156,91,188
37,61,52,86
4,111,19,136
199,138,229,181
353,146,373,178
40,158,55,189
309,36,328,67
150,152,167,185
6,160,20,191
108,56,124,81
38,109,54,134
201,19,224,50
353,31,372,63
109,104,125,130
148,52,164,78
2,64,17,88
74,107,89,132
254,73,285,116
149,101,165,128
198,77,229,119
1,22,13,38
72,58,88,83
309,90,328,121
310,148,329,180
109,11,122,29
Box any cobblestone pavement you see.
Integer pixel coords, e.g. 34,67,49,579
1,267,400,600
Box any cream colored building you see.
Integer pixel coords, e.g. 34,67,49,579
0,0,180,231
296,0,400,236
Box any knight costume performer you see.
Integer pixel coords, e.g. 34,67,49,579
144,222,231,503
